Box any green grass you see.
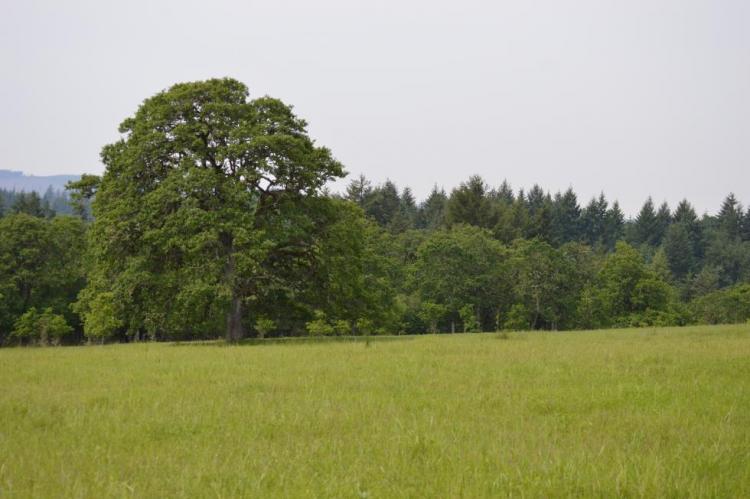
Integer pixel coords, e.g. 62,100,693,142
1,325,749,497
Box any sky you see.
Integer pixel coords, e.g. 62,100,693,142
1,0,748,216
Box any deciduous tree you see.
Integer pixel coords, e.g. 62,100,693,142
76,78,344,341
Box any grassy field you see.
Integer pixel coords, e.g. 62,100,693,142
1,325,749,497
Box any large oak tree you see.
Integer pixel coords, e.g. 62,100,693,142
77,78,344,341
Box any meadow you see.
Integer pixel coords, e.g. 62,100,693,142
1,325,749,497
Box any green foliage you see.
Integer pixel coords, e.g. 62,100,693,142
623,308,685,328
415,186,447,230
691,284,750,325
691,266,720,298
703,232,750,287
301,200,399,333
718,193,743,240
78,292,122,343
593,242,681,327
508,239,560,329
417,301,447,333
631,197,671,247
649,248,672,283
632,277,672,311
603,201,626,250
576,284,604,330
10,308,38,343
39,308,73,345
0,214,86,343
65,174,100,219
506,238,591,330
742,207,750,242
504,303,530,331
11,191,53,218
459,304,479,332
663,223,693,279
333,320,351,336
77,78,345,342
412,225,509,332
580,194,610,248
11,307,72,345
363,180,401,227
255,317,275,339
355,318,374,336
446,175,496,228
598,242,648,317
306,311,334,336
345,174,372,207
551,188,581,245
523,185,554,242
5,84,750,343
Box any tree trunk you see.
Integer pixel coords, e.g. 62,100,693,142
532,295,541,330
226,293,243,342
451,321,455,334
223,244,244,342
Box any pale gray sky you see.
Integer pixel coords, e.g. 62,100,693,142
2,0,748,215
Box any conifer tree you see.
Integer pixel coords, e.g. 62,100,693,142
416,186,447,230
508,189,529,239
389,187,417,233
12,192,49,218
580,194,608,247
525,185,545,213
632,197,658,247
551,188,581,245
673,199,698,226
718,193,742,240
663,223,693,279
492,180,515,205
526,193,554,243
603,201,625,250
365,180,401,226
446,175,495,228
345,174,372,207
653,202,672,246
741,207,750,242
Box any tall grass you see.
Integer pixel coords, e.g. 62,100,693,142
1,325,749,497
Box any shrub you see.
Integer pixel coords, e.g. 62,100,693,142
504,304,529,331
10,308,39,345
306,311,334,336
333,320,351,336
11,308,72,346
417,302,447,334
691,284,750,324
255,317,275,339
355,318,373,336
81,292,122,343
459,304,479,332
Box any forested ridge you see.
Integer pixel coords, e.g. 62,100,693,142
2,78,750,345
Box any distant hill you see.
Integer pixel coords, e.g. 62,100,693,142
0,170,81,193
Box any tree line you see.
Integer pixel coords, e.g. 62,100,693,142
1,78,749,345
0,187,77,218
345,175,750,294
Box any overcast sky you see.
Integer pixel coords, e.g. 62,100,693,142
2,0,748,216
